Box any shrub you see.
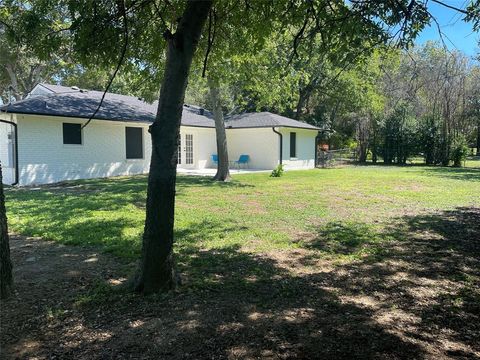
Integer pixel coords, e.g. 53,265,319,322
270,164,284,177
451,136,469,167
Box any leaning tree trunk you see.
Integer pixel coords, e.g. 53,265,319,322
133,0,212,294
371,128,378,164
295,85,312,120
0,163,13,299
208,77,231,182
5,64,22,102
357,116,369,163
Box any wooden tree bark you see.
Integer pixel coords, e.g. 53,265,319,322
5,64,22,101
357,116,369,163
371,128,378,164
208,77,231,182
295,85,312,120
133,0,212,294
0,163,13,299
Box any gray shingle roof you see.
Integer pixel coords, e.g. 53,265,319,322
35,83,80,94
225,112,319,130
1,84,319,131
1,90,215,128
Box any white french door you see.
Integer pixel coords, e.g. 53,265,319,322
178,133,194,168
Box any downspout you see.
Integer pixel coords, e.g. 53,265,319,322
0,119,19,186
315,131,321,168
272,127,282,165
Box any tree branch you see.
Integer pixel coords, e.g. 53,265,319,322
152,0,169,31
430,0,468,15
202,8,216,78
82,0,129,129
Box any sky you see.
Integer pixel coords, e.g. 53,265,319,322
415,1,479,58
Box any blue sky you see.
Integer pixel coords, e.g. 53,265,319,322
415,1,479,57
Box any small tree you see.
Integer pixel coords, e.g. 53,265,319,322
451,136,469,167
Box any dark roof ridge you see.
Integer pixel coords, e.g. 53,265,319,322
225,111,319,130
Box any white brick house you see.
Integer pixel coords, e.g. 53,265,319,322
0,84,319,186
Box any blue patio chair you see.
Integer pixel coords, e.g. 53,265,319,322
211,154,218,166
234,154,250,169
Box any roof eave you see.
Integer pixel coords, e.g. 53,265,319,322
225,124,320,131
0,109,216,128
0,109,154,124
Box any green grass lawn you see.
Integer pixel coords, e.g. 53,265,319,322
6,164,480,267
466,156,480,168
4,164,480,358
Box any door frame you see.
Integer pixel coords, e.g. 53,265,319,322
178,132,195,168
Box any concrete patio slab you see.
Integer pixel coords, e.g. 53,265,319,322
177,168,271,176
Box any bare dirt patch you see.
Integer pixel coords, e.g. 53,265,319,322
1,207,479,359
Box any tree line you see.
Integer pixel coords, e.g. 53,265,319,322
185,42,480,167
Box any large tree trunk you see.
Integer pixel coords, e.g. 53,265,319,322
295,85,312,120
5,64,22,102
0,163,13,299
371,128,378,164
208,77,231,182
133,0,212,294
357,116,369,163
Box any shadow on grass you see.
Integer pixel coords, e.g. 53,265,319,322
393,208,479,355
5,174,253,259
3,207,479,358
303,221,391,259
302,207,480,356
9,174,252,198
177,175,255,188
2,241,424,359
346,161,480,181
423,166,480,182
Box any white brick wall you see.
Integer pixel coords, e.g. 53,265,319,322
279,128,317,170
1,113,317,186
16,114,152,185
226,127,279,169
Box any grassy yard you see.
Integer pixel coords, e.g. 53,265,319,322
7,164,480,261
2,164,480,359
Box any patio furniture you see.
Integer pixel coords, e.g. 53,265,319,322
211,154,218,166
234,154,250,168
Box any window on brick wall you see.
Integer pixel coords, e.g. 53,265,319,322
125,127,143,159
63,123,82,144
290,132,297,158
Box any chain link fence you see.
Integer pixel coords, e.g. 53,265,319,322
316,148,357,168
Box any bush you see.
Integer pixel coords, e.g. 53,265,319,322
270,164,284,177
451,136,469,167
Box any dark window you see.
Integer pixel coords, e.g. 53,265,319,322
290,132,297,158
125,127,143,159
63,123,82,144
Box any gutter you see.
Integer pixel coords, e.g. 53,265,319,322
314,131,322,168
272,127,283,165
0,119,19,186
